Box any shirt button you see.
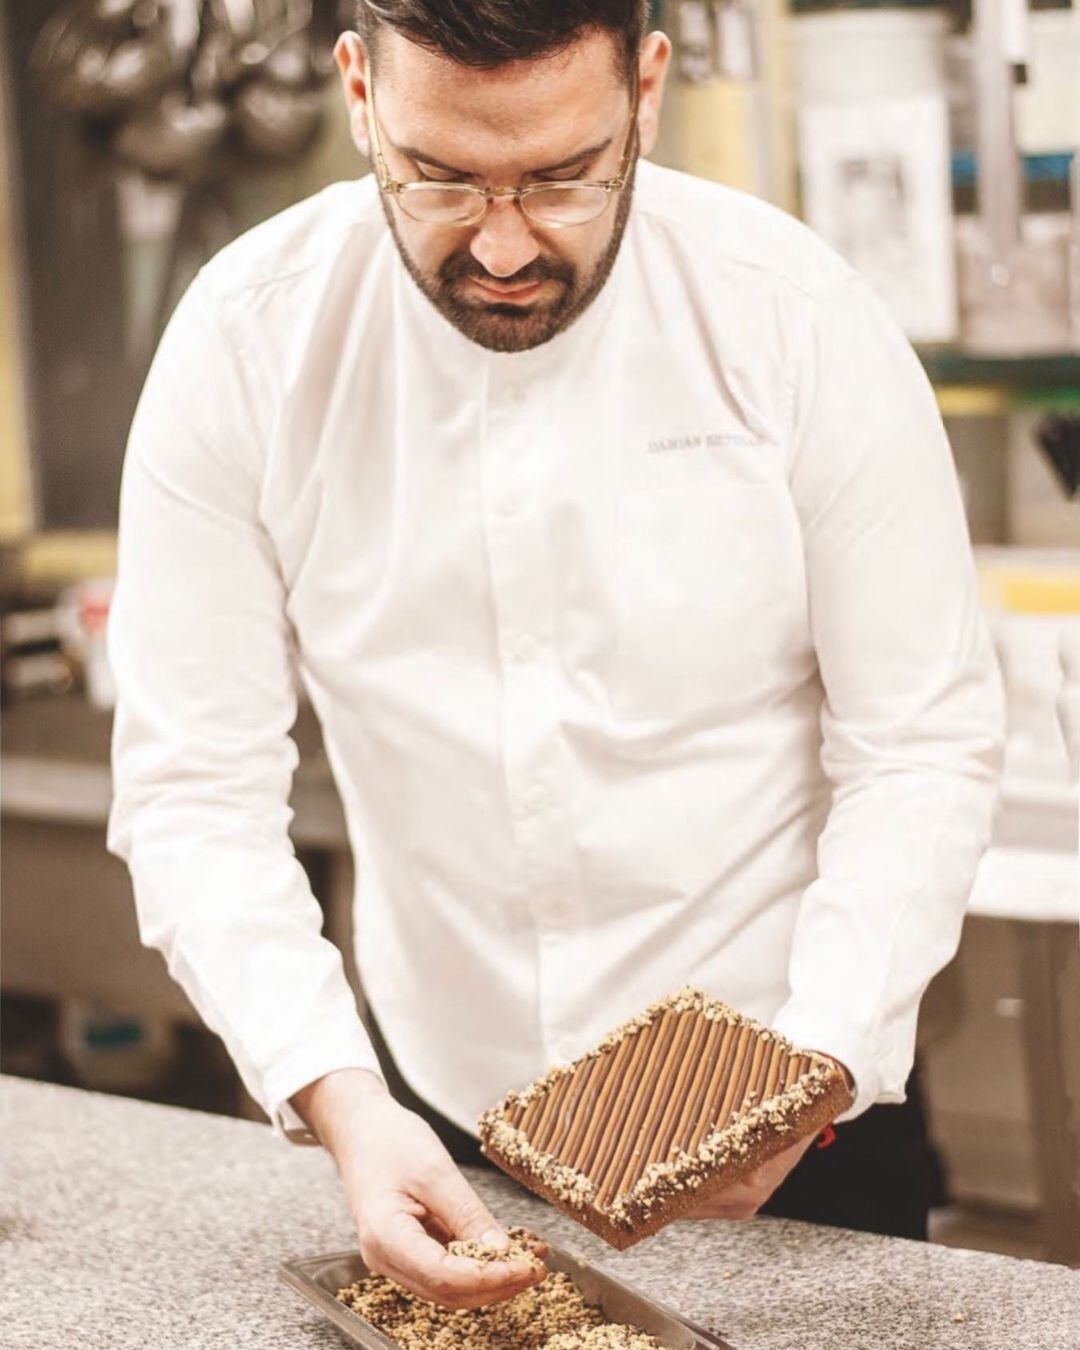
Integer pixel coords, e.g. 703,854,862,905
498,495,522,517
546,898,573,927
507,383,525,405
509,634,538,662
524,782,552,812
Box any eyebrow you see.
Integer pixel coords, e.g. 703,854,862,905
390,135,615,179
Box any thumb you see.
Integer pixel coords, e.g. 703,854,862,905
417,1164,509,1251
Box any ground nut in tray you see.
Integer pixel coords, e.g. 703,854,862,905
279,1238,737,1348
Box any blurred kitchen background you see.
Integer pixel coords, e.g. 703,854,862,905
0,0,1077,1268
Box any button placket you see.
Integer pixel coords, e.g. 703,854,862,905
481,362,584,1046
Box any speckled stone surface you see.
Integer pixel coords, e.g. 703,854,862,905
2,1075,1077,1349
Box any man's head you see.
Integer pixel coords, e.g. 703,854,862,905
334,3,670,352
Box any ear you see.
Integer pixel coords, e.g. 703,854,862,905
635,30,672,160
334,30,372,159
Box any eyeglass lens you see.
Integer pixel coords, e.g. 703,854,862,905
397,183,610,227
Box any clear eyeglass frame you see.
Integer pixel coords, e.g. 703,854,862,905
364,68,640,230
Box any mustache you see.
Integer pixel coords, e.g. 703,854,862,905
438,251,575,290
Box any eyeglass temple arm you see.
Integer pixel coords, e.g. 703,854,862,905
365,79,392,186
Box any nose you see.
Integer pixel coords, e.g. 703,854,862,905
469,197,541,279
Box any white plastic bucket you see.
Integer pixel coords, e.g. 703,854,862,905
790,9,948,104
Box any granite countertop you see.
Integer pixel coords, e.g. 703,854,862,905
2,1076,1077,1349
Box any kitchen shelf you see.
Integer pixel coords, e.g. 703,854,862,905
919,348,1080,393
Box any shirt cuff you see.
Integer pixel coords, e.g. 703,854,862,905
262,1029,387,1147
770,1004,904,1123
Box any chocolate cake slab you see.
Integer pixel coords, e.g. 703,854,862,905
477,987,854,1250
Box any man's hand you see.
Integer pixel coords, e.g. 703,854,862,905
683,1055,854,1221
682,1130,817,1220
292,1068,547,1310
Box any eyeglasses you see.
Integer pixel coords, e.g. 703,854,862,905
365,69,640,230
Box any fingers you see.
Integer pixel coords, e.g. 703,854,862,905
333,1097,547,1309
684,1182,765,1220
416,1160,548,1285
419,1212,453,1244
377,1256,541,1311
416,1159,507,1247
682,1166,771,1220
360,1205,542,1309
359,1152,545,1308
685,1198,762,1220
516,1228,552,1262
684,1130,822,1222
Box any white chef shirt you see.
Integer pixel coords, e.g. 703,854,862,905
106,158,1006,1145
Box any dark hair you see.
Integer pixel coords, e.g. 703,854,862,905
354,0,649,80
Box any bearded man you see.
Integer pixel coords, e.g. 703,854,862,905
107,0,1004,1311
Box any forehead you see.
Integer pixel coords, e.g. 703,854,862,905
372,28,627,170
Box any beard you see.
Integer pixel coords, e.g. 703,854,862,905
379,153,638,353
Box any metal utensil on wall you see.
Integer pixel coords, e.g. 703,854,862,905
197,0,326,94
108,0,230,363
114,89,229,178
27,0,342,366
31,0,182,119
32,0,340,165
233,77,324,159
113,0,228,179
225,1,333,161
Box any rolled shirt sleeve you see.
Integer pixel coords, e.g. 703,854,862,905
106,275,383,1143
770,275,1007,1121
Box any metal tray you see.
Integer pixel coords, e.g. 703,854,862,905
279,1238,737,1348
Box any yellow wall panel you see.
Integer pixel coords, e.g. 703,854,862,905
0,54,33,545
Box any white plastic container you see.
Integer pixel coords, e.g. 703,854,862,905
791,7,958,342
56,577,116,709
1016,9,1080,158
791,8,948,103
976,544,1080,783
59,1000,178,1094
1059,623,1080,773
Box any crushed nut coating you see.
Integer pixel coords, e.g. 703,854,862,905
445,1229,546,1274
335,1227,663,1349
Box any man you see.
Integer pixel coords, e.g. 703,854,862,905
106,0,1005,1314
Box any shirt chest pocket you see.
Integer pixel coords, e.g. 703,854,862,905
609,477,806,720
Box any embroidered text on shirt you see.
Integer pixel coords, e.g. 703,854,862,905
647,431,760,453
